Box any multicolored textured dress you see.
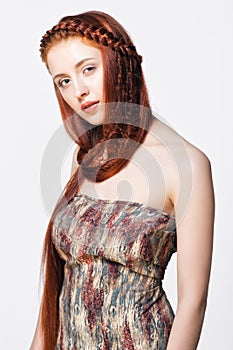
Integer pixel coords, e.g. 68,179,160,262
52,193,177,350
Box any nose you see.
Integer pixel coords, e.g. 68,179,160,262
74,79,89,99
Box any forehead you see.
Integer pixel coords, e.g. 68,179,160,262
47,37,102,75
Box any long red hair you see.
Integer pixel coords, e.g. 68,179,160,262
39,11,154,349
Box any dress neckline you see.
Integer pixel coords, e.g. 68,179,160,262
74,192,176,219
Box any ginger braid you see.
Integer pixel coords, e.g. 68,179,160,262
40,20,143,65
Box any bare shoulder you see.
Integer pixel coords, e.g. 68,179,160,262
147,116,212,168
180,133,212,169
145,117,213,210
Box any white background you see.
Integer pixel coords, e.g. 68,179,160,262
1,0,232,349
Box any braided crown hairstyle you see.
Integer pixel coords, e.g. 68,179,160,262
39,11,154,349
40,11,143,104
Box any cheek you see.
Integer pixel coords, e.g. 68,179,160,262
93,70,104,93
60,90,75,107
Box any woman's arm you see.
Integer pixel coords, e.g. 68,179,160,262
29,304,44,350
167,149,215,349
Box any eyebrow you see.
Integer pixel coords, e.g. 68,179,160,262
52,57,96,81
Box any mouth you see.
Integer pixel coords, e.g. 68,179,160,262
81,101,100,113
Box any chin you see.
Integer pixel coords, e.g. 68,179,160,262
84,116,104,126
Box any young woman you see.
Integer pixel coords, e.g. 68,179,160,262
30,10,215,350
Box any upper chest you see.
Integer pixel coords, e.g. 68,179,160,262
79,143,175,216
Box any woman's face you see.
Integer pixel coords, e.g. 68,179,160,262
47,37,104,125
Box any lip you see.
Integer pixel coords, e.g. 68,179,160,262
81,101,99,113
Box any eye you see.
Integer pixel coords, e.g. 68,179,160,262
83,66,96,75
58,78,70,88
